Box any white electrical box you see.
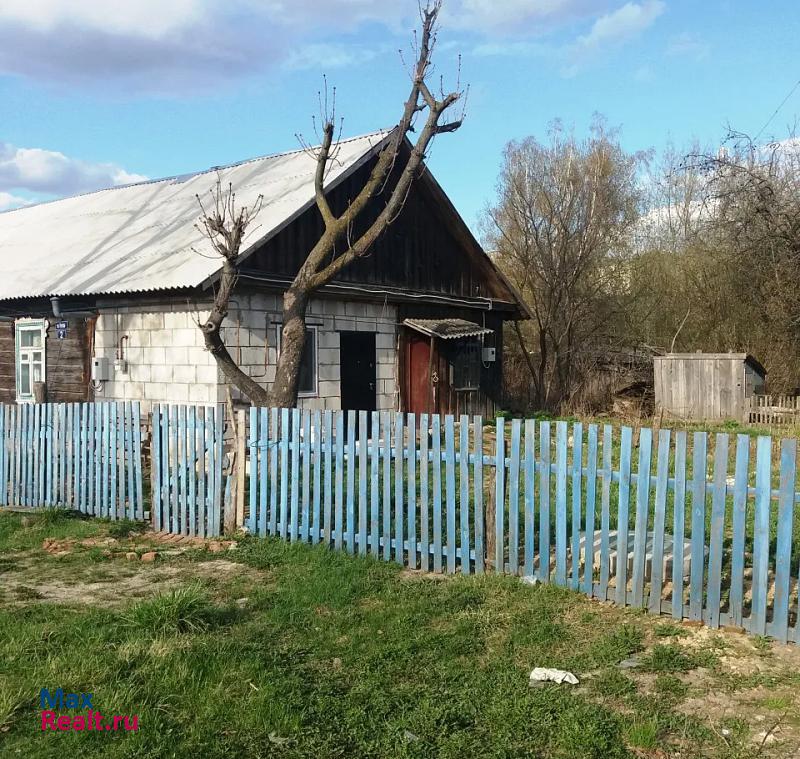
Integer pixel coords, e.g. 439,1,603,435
482,347,496,363
92,356,111,382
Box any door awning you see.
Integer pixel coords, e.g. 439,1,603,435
403,318,493,340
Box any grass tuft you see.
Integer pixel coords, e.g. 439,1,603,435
120,584,219,636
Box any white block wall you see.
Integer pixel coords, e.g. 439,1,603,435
94,307,219,409
221,294,399,411
93,296,399,412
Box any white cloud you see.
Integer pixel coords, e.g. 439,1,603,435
564,0,665,75
0,143,147,197
285,43,382,72
666,32,710,61
0,191,31,211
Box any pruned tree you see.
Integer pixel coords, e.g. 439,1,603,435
197,0,466,408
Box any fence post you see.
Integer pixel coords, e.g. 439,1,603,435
231,408,246,534
485,467,496,571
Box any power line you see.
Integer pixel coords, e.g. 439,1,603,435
754,77,800,142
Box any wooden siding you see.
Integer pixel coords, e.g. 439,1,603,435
0,322,14,404
654,354,758,422
0,317,91,404
243,155,512,305
45,317,92,402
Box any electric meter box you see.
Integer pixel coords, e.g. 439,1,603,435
92,356,111,382
482,347,496,363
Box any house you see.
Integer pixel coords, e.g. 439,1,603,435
654,352,766,422
0,131,528,417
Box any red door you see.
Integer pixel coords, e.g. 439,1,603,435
406,333,433,414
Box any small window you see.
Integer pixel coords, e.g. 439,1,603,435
450,339,481,391
15,319,46,401
275,324,318,397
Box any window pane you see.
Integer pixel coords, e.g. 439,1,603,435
32,363,43,383
20,328,42,347
20,364,30,396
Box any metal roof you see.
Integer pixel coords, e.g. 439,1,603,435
0,131,389,300
403,318,493,340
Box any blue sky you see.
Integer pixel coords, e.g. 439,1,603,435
1,1,798,230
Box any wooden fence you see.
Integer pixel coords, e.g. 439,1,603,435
231,407,799,644
0,401,143,518
749,394,800,425
150,404,226,537
1,401,798,644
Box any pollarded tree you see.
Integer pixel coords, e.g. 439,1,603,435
197,1,466,408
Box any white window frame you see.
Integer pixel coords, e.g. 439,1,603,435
15,318,47,402
275,324,319,398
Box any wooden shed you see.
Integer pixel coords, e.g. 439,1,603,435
654,352,766,422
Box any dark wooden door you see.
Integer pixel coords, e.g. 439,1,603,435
406,333,433,414
340,331,376,415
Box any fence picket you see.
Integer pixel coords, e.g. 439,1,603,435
394,412,405,565
648,429,671,614
555,422,568,586
538,421,551,583
473,417,484,576
372,410,383,556
508,419,521,576
432,414,443,573
689,432,708,621
321,410,331,543
333,410,344,550
751,436,772,635
359,410,368,556
419,413,430,571
773,438,795,642
672,431,688,620
706,434,729,628
459,415,470,575
728,434,750,627
381,412,392,562
290,408,301,543
615,427,633,607
444,415,456,574
570,423,584,590
631,428,653,608
583,425,598,597
407,413,417,568
345,410,356,554
312,410,322,544
495,417,505,574
270,408,279,537
302,410,312,543
259,408,269,537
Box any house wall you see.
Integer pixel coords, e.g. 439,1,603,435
90,295,399,413
221,293,398,411
0,322,14,404
93,307,219,409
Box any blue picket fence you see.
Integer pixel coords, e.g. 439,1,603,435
233,408,799,644
0,401,144,519
150,404,226,538
1,400,798,644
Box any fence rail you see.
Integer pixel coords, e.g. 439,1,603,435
0,401,143,518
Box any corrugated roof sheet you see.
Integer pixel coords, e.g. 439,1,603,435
403,318,493,339
0,131,389,300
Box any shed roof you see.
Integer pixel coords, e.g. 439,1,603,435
403,318,493,340
654,352,766,377
0,131,390,300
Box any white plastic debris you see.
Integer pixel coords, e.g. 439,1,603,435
521,575,540,586
529,668,579,686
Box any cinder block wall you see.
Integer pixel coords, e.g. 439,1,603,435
93,296,399,412
221,295,399,411
94,306,219,410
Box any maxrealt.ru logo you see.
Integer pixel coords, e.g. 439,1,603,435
40,688,139,732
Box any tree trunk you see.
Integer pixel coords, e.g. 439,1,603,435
269,286,309,408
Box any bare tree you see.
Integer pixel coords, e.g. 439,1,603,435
197,1,466,408
485,118,641,409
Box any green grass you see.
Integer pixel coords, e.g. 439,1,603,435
0,511,793,758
